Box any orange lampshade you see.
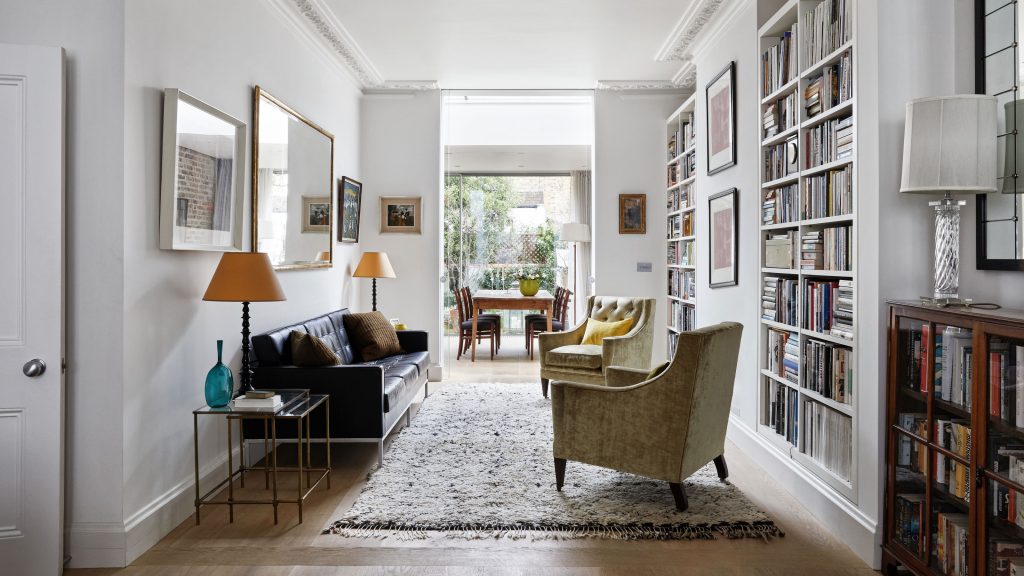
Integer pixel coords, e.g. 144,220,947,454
352,252,396,279
203,252,286,302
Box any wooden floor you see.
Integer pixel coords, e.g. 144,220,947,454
68,336,878,576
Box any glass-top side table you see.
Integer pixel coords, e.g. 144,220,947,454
192,389,330,525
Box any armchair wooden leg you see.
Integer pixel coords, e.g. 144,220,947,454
669,482,688,512
541,378,549,398
554,457,566,490
713,455,729,480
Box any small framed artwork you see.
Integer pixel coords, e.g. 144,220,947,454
302,196,331,233
380,196,421,234
708,188,738,288
338,176,362,243
706,61,737,175
618,193,646,234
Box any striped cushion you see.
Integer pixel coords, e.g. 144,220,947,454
289,331,340,366
343,311,403,361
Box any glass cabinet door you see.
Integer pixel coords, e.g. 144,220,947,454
984,335,1024,576
893,316,930,562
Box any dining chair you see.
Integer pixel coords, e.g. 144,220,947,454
454,287,498,360
527,287,571,360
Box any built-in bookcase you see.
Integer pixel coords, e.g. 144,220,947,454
666,94,698,357
757,0,857,501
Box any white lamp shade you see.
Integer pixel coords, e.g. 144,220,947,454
560,222,591,243
900,95,998,195
1002,99,1023,194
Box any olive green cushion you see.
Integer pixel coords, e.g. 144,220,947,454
289,331,340,366
547,344,603,370
343,311,403,361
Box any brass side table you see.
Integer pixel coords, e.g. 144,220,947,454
192,389,330,525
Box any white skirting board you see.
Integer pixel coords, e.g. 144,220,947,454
727,415,880,569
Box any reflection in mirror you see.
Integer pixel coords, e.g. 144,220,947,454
978,0,1024,268
159,89,245,251
253,86,335,270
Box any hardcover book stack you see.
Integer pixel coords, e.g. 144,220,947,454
802,399,852,479
762,184,799,224
821,225,851,271
230,391,283,412
800,230,823,269
761,24,798,97
767,328,798,383
804,115,853,168
804,339,852,403
830,280,853,340
803,165,852,219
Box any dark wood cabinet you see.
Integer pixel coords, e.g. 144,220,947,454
885,300,1024,576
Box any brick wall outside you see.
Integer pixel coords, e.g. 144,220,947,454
176,146,216,243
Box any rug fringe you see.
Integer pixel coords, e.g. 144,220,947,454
322,520,784,541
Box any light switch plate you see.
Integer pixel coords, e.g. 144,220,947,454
637,262,653,272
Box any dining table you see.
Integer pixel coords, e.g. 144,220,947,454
469,289,555,362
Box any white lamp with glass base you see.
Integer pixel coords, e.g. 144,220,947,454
900,95,998,306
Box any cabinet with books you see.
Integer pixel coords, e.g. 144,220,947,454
666,94,698,357
756,0,856,498
884,301,1024,576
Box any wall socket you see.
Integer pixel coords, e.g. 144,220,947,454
636,262,652,272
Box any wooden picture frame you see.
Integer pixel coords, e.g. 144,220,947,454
706,61,737,175
380,196,421,234
301,196,331,233
618,193,646,234
338,176,362,243
708,188,738,287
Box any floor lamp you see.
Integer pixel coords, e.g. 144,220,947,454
560,222,591,324
353,251,396,312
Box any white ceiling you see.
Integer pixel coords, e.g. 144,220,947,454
446,145,591,173
318,0,696,89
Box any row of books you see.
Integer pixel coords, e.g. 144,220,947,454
939,327,974,410
893,492,924,556
761,24,798,98
804,279,838,334
805,50,853,119
767,328,799,384
804,339,852,404
898,324,974,413
671,300,696,332
667,212,693,239
764,377,799,444
667,181,694,212
668,269,695,300
667,113,695,161
762,276,797,325
762,184,799,225
896,412,928,473
763,136,799,182
800,230,824,269
988,340,1024,427
805,115,853,168
763,92,798,140
803,165,853,220
993,449,1024,531
802,0,852,67
820,225,851,271
668,331,680,358
935,511,969,576
937,419,972,503
667,239,694,266
831,280,853,340
802,399,852,480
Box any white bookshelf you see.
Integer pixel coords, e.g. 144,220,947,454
666,94,698,357
756,0,857,502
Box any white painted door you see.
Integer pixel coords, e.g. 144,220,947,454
0,44,66,575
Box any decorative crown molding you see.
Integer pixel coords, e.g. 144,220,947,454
374,80,440,91
595,80,684,91
672,62,698,90
655,0,727,63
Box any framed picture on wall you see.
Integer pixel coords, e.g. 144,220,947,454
708,188,738,288
618,193,646,234
380,196,422,234
338,176,362,243
302,196,331,233
705,61,737,175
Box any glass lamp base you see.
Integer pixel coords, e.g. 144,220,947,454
929,193,965,301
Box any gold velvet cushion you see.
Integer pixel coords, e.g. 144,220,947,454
646,361,671,380
580,317,634,345
547,344,603,370
289,331,340,366
343,311,403,361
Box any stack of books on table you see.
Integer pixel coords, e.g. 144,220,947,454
830,280,854,340
230,391,283,411
801,231,823,269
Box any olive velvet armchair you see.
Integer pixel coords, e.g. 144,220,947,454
537,295,655,397
550,321,743,511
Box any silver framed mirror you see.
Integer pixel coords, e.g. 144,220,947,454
252,86,335,270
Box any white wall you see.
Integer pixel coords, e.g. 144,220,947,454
0,0,128,567
359,92,443,360
593,92,685,363
117,0,361,566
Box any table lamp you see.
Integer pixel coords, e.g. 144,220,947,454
203,252,286,392
560,222,591,323
353,251,396,311
900,95,997,305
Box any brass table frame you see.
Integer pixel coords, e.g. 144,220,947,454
192,390,330,525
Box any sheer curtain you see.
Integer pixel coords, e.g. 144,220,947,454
569,170,592,322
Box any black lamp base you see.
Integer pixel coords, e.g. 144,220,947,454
239,301,254,394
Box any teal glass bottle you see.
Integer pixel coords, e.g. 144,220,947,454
205,340,234,407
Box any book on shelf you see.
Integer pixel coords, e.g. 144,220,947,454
763,138,799,182
670,300,695,332
800,231,823,269
762,275,797,325
802,0,852,66
764,376,799,444
935,512,969,576
803,278,839,333
804,115,853,168
894,493,925,556
896,412,926,470
936,326,973,410
802,399,852,480
987,342,1024,428
933,419,971,503
804,50,853,119
767,327,799,384
763,92,798,139
804,338,852,404
761,23,798,98
803,165,852,219
762,184,799,225
830,279,853,340
992,540,1024,576
821,226,851,271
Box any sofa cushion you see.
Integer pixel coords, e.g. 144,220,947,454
343,311,403,361
547,344,603,370
383,362,418,386
289,331,340,366
581,317,633,345
326,310,356,363
252,309,356,367
383,376,406,413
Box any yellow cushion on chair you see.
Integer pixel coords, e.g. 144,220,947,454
580,317,634,345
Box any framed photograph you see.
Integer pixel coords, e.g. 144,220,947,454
302,196,331,233
338,176,362,243
159,88,246,251
706,62,737,175
380,196,421,234
618,193,646,234
708,188,738,288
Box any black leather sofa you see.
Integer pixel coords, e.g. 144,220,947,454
244,308,430,465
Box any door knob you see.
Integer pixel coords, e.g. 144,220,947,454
22,359,46,377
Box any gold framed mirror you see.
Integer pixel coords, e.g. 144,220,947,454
252,86,335,270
